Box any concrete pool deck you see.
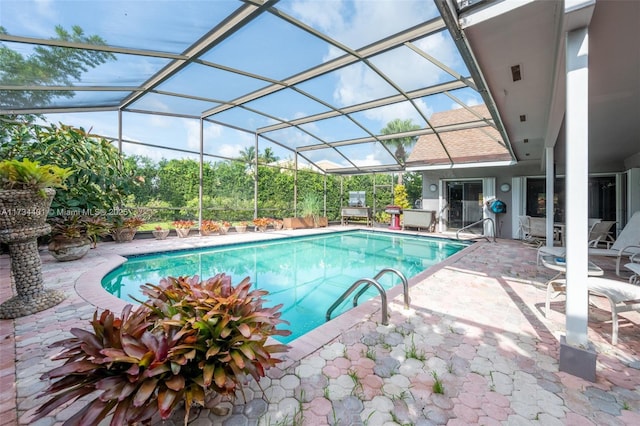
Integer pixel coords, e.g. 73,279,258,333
1,226,640,425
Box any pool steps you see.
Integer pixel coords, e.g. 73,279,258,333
325,268,409,325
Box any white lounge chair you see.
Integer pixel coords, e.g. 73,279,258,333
588,220,616,248
538,211,640,274
545,277,640,345
625,253,640,284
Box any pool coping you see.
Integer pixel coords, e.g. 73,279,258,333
74,226,481,363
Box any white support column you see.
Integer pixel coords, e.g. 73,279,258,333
293,153,298,216
628,168,640,218
198,119,204,229
253,133,258,219
482,177,496,236
117,109,123,154
564,27,590,347
545,147,555,246
511,177,523,239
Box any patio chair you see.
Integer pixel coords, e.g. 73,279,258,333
545,276,640,345
537,211,640,274
624,253,640,285
518,215,532,240
589,211,640,275
588,220,616,248
588,217,602,230
518,215,545,246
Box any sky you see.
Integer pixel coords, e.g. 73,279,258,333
1,0,483,167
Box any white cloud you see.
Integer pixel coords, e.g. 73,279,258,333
289,0,346,35
185,120,224,151
450,97,481,110
413,32,459,71
203,125,254,158
289,0,456,133
353,152,382,167
217,143,244,158
363,99,430,129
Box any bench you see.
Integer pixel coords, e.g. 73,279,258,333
341,207,372,226
402,209,436,232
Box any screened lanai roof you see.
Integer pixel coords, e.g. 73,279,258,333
0,0,516,174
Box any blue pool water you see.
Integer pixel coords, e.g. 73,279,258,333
102,230,469,343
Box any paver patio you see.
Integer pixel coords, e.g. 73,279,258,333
1,227,639,425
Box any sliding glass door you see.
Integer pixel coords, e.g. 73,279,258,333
446,180,483,231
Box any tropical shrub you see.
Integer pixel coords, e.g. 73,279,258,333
252,217,270,228
200,219,219,233
172,219,195,229
111,215,145,230
0,121,135,215
33,274,290,425
394,184,411,210
0,158,71,191
49,214,111,247
299,193,321,219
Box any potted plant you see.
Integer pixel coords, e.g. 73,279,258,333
253,217,270,232
200,219,219,236
300,193,321,227
111,215,144,243
0,159,72,229
48,214,111,261
32,274,290,425
0,158,72,318
218,220,231,234
173,219,194,238
234,221,248,233
284,193,328,229
271,218,283,230
152,225,170,240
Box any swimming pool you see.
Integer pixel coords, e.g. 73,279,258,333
102,230,469,343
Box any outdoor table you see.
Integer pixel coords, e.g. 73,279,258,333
541,255,604,317
541,255,604,281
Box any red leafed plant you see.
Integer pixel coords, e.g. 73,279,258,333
172,219,194,229
200,219,220,233
32,274,290,425
252,217,270,227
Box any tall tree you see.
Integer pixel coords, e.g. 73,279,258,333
260,147,278,163
0,25,116,108
238,146,256,163
380,118,421,184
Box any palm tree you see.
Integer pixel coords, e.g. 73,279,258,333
380,118,421,184
238,146,256,177
238,146,256,163
260,147,278,163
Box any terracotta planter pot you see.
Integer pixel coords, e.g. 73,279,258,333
48,236,91,261
283,216,328,229
152,229,170,240
112,228,137,243
235,225,247,233
175,228,191,238
219,226,229,235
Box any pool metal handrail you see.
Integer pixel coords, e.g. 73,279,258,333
352,268,410,309
455,217,497,242
326,278,388,325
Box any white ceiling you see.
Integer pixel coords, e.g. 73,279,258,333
455,0,640,173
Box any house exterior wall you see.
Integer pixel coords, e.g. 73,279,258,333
418,162,639,240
